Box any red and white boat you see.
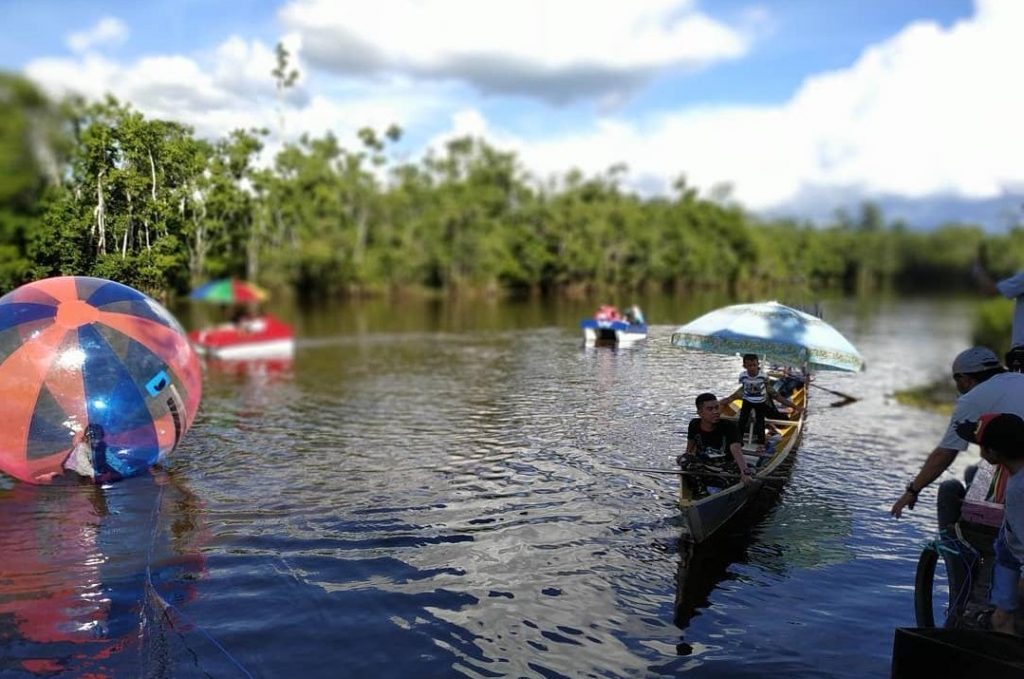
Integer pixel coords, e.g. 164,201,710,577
188,314,295,360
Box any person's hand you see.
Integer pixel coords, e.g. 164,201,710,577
96,470,122,485
991,608,1017,635
740,469,755,486
890,491,917,518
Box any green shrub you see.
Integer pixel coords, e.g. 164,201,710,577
972,298,1014,356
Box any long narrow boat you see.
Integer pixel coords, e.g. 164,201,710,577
680,379,807,543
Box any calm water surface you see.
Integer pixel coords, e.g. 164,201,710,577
0,296,983,677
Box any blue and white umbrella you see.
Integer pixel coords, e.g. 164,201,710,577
670,301,865,372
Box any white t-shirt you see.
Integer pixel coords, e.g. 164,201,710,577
996,270,1024,348
739,370,768,404
939,372,1024,451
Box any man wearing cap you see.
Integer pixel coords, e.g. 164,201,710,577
890,346,1024,520
956,413,1024,634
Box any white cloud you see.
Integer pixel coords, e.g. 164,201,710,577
212,33,309,104
22,0,1024,227
431,0,1024,220
25,36,446,149
66,17,129,53
280,0,754,103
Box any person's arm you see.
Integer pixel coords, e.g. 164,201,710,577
766,384,801,412
719,386,743,406
729,442,753,485
995,270,1024,299
677,438,696,466
890,446,958,518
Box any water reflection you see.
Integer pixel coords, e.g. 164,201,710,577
204,357,294,383
671,472,857,656
756,483,856,570
675,532,751,645
0,471,205,676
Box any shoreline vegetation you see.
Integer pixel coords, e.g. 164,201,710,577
0,70,1019,348
892,380,957,416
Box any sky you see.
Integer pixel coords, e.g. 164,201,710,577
3,0,1022,230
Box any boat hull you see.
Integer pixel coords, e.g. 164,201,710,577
199,338,294,360
189,314,295,360
581,319,648,346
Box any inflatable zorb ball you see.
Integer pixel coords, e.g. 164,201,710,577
0,277,202,483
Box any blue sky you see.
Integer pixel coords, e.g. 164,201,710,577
5,0,1021,229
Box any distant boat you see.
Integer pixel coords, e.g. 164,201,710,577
188,314,294,360
581,304,647,346
188,278,295,359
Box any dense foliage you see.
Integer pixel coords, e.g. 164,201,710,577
1,72,1022,305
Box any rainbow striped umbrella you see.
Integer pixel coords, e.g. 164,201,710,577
189,279,268,304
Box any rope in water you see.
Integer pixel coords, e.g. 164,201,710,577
144,476,255,679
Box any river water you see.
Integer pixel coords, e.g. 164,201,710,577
0,295,984,677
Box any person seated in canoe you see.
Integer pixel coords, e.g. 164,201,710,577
719,354,803,451
765,366,807,420
771,365,806,399
595,305,621,322
624,305,645,326
676,392,754,489
955,413,1024,635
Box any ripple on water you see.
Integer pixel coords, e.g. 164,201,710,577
0,299,978,677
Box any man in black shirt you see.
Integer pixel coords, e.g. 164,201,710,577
677,392,754,489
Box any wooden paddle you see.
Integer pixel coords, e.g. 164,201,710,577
809,381,858,407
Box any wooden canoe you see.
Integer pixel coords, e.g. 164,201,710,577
679,381,807,543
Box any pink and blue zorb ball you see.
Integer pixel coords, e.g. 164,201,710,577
0,276,202,483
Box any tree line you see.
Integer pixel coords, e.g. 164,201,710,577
1,71,1022,305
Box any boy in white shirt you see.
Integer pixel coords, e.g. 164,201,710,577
719,354,801,451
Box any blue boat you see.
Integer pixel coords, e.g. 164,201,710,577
580,305,647,345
